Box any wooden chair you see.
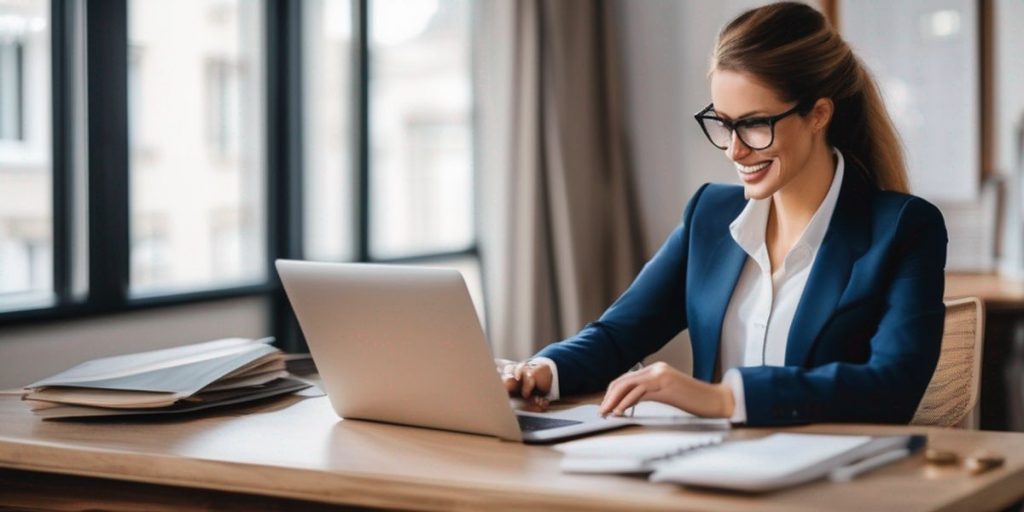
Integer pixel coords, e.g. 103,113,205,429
911,297,984,429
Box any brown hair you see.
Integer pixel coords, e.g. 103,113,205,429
711,2,909,193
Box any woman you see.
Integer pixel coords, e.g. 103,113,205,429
501,2,947,426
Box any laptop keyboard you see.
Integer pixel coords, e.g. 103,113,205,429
517,415,583,432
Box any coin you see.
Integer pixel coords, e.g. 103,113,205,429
924,448,959,465
965,450,1005,475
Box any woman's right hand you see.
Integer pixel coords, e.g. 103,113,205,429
494,359,553,411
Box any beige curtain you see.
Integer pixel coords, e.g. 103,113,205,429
477,0,645,360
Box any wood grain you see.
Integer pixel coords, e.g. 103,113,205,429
2,392,1024,511
945,273,1024,310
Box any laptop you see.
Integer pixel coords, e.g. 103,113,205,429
276,259,632,443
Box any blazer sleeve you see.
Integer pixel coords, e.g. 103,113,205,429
533,183,711,396
737,197,948,425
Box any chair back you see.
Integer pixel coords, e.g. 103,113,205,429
911,297,984,429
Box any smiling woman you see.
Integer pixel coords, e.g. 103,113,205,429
499,1,948,427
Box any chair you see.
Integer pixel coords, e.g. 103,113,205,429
911,297,984,429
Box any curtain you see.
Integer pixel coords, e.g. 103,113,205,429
477,0,645,361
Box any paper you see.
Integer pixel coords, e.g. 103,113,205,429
26,344,281,396
21,337,307,419
628,401,731,428
33,378,313,420
555,432,724,459
28,337,272,387
650,433,880,491
555,432,724,473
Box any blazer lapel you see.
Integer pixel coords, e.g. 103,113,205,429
692,232,747,382
785,171,872,367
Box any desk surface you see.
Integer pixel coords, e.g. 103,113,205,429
1,392,1023,512
945,272,1024,309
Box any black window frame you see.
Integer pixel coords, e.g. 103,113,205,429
0,0,480,354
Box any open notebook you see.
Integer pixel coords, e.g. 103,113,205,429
556,432,923,492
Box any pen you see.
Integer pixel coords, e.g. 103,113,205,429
829,448,911,482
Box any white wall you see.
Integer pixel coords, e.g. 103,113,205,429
618,0,781,258
0,297,269,389
994,0,1024,278
617,0,788,373
993,0,1024,175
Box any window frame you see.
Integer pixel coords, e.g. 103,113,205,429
0,0,480,354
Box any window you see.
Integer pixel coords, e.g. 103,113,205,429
302,0,355,263
295,0,482,333
0,39,24,141
301,0,477,262
128,0,266,295
369,0,474,259
0,0,52,311
205,58,242,159
1,0,481,345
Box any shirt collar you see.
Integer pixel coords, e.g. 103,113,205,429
729,148,846,259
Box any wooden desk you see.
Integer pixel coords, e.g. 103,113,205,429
945,273,1024,311
945,273,1024,431
2,393,1024,512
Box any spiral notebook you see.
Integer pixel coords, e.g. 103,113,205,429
554,432,725,473
556,432,922,492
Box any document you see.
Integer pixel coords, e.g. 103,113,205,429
22,337,311,419
650,433,917,492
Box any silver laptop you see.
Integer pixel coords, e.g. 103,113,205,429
276,259,630,443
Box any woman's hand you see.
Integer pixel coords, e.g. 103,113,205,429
599,361,735,419
494,359,552,412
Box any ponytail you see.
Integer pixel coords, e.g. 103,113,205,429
713,2,909,193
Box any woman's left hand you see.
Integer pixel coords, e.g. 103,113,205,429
599,361,736,419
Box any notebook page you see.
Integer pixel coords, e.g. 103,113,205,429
555,432,724,459
651,433,872,491
555,432,724,474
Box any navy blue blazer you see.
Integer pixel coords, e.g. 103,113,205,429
536,168,948,426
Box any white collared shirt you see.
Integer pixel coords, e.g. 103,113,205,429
535,149,846,423
720,147,845,422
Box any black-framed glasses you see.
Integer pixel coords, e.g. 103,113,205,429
694,102,808,150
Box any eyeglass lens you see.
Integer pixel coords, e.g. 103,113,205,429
700,117,773,150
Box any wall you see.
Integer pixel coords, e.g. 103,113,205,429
994,0,1024,277
993,0,1024,175
617,0,788,373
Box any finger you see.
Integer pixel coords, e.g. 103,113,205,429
522,395,550,413
600,377,639,416
513,364,528,396
521,369,536,399
502,374,519,394
612,384,648,416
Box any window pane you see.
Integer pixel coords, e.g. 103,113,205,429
369,0,474,259
128,0,265,295
303,0,355,262
0,0,53,310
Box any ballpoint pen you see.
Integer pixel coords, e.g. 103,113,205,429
829,448,911,482
829,435,927,482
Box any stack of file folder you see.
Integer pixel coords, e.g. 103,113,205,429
22,337,311,420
